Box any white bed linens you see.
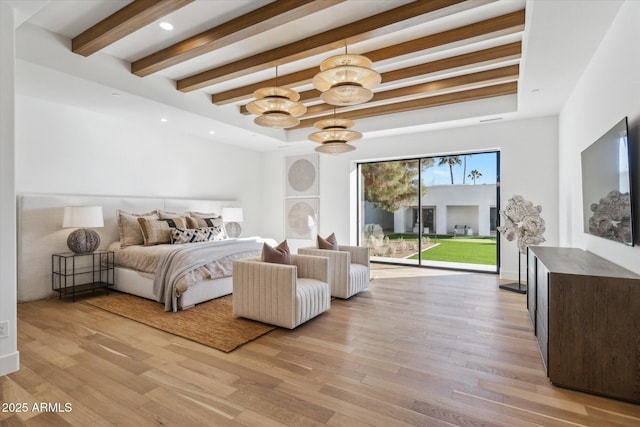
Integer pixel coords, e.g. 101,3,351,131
108,238,265,311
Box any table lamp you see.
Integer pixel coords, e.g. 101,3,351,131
222,207,243,238
63,206,104,253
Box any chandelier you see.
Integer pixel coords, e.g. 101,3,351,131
246,68,306,129
308,117,362,155
312,53,381,106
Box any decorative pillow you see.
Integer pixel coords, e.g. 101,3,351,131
190,211,220,221
317,232,339,250
171,227,226,244
117,210,158,247
159,210,191,220
187,215,227,238
261,240,290,265
137,216,188,246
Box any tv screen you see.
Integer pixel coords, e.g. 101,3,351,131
581,117,634,246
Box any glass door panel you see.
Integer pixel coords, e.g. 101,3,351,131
358,151,498,273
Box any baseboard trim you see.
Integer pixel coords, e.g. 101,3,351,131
0,350,20,376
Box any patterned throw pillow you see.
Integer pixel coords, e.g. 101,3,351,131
138,217,188,246
171,226,226,244
186,214,227,238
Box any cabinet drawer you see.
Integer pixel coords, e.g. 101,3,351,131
536,320,548,371
526,249,537,329
536,262,548,329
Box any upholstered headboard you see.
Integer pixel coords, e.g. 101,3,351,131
17,194,236,302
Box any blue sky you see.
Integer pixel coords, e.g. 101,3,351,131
422,152,498,186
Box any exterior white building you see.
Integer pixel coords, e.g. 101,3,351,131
365,184,497,237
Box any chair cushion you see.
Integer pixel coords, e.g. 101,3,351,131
296,278,330,325
349,263,370,295
262,240,291,264
317,232,338,250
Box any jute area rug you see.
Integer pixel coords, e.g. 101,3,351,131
86,292,276,352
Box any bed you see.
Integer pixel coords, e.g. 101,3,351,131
17,194,275,310
109,237,274,311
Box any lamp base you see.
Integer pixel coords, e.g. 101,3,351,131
225,222,242,238
67,228,100,254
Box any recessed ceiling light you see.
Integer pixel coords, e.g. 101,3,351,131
160,118,168,123
111,92,120,97
209,130,215,135
159,21,174,31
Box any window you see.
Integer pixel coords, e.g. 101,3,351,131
358,151,499,272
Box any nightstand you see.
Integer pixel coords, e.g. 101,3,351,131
52,250,115,301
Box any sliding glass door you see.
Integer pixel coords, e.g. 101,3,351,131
358,151,499,272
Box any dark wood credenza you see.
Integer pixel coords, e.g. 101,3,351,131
527,246,640,404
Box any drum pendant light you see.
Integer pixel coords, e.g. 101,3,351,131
309,115,362,155
246,67,306,129
312,48,381,106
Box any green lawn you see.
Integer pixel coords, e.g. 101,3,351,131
388,234,496,265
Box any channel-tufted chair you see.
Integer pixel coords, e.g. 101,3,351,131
298,245,370,299
232,254,330,329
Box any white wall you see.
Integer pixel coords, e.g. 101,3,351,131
559,0,640,274
262,116,559,280
15,93,266,237
423,184,496,235
0,1,20,376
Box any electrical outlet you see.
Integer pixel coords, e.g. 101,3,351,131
0,320,8,339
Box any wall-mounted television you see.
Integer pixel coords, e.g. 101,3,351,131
581,117,634,246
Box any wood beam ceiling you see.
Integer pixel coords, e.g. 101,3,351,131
72,0,194,57
212,10,525,105
176,0,480,92
68,0,526,137
293,82,518,130
294,41,521,103
295,64,519,119
240,64,519,118
131,0,344,77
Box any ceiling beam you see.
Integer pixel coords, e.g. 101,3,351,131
72,0,194,57
299,65,519,118
131,0,344,77
178,0,482,92
365,9,524,62
294,41,521,103
211,11,524,105
239,42,521,113
292,82,518,129
241,64,518,116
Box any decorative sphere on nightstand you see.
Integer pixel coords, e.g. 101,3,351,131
67,228,101,254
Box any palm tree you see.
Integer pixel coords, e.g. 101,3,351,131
437,156,462,184
462,154,472,184
468,169,482,185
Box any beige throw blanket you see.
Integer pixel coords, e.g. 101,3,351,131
153,239,263,311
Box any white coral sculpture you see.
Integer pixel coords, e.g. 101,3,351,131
497,195,546,254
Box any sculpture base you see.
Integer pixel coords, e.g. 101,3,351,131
499,282,527,294
225,222,242,238
67,228,100,254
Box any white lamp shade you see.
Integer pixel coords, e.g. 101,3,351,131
62,206,104,228
222,207,243,222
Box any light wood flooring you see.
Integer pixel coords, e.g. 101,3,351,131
2,265,639,426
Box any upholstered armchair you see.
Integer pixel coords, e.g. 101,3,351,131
298,245,370,299
232,254,331,329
